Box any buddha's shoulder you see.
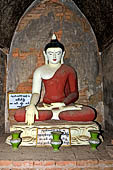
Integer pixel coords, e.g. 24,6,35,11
33,65,47,74
62,64,75,72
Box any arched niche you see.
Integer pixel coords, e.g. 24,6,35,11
6,0,104,128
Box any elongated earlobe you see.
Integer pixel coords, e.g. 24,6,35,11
61,51,65,64
43,51,48,64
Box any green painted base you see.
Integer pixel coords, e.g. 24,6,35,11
10,138,21,149
89,143,98,150
51,145,60,151
51,131,62,151
51,140,62,151
11,130,22,140
88,130,101,150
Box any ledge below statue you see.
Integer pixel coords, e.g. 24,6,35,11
6,120,99,146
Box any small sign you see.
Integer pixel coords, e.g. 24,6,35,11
36,128,71,146
8,93,32,109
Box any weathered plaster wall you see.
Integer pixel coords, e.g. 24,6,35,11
102,43,113,131
0,50,6,135
1,0,113,52
7,0,104,126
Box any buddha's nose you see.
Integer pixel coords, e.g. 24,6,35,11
53,53,56,58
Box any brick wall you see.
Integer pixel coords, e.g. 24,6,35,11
0,160,113,170
0,50,6,135
7,0,104,126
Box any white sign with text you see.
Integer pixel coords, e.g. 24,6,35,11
8,93,32,109
36,128,71,146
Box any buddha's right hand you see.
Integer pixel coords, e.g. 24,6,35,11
25,104,38,125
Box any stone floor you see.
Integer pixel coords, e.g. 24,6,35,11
0,131,113,169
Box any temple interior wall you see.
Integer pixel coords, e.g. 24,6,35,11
102,44,113,131
0,50,6,135
1,0,112,133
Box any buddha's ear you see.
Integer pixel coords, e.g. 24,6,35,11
43,51,48,65
61,51,65,64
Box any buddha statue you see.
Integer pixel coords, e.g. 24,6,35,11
14,34,96,125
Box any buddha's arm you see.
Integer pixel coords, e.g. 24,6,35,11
30,93,40,105
30,68,42,106
63,92,79,105
63,70,79,105
25,68,42,125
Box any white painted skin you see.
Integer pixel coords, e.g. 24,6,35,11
46,47,63,65
25,47,65,125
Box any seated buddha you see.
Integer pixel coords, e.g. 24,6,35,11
14,34,96,125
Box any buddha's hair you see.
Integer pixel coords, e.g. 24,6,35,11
44,38,65,52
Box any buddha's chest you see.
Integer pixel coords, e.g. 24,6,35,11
42,68,68,87
40,65,62,80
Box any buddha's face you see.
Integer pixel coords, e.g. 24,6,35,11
46,47,63,64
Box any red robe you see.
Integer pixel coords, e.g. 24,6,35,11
42,64,79,105
14,64,95,122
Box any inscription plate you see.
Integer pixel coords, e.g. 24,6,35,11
36,128,71,146
8,93,32,109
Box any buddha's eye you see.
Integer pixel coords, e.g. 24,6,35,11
48,52,53,55
57,52,61,55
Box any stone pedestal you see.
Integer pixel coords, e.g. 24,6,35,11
6,120,99,146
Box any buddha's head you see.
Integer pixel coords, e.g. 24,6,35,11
43,34,65,64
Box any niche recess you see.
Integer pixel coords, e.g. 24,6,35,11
6,0,104,131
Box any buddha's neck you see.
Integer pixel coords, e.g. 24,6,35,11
48,63,61,68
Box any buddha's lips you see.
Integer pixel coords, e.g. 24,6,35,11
53,59,56,61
